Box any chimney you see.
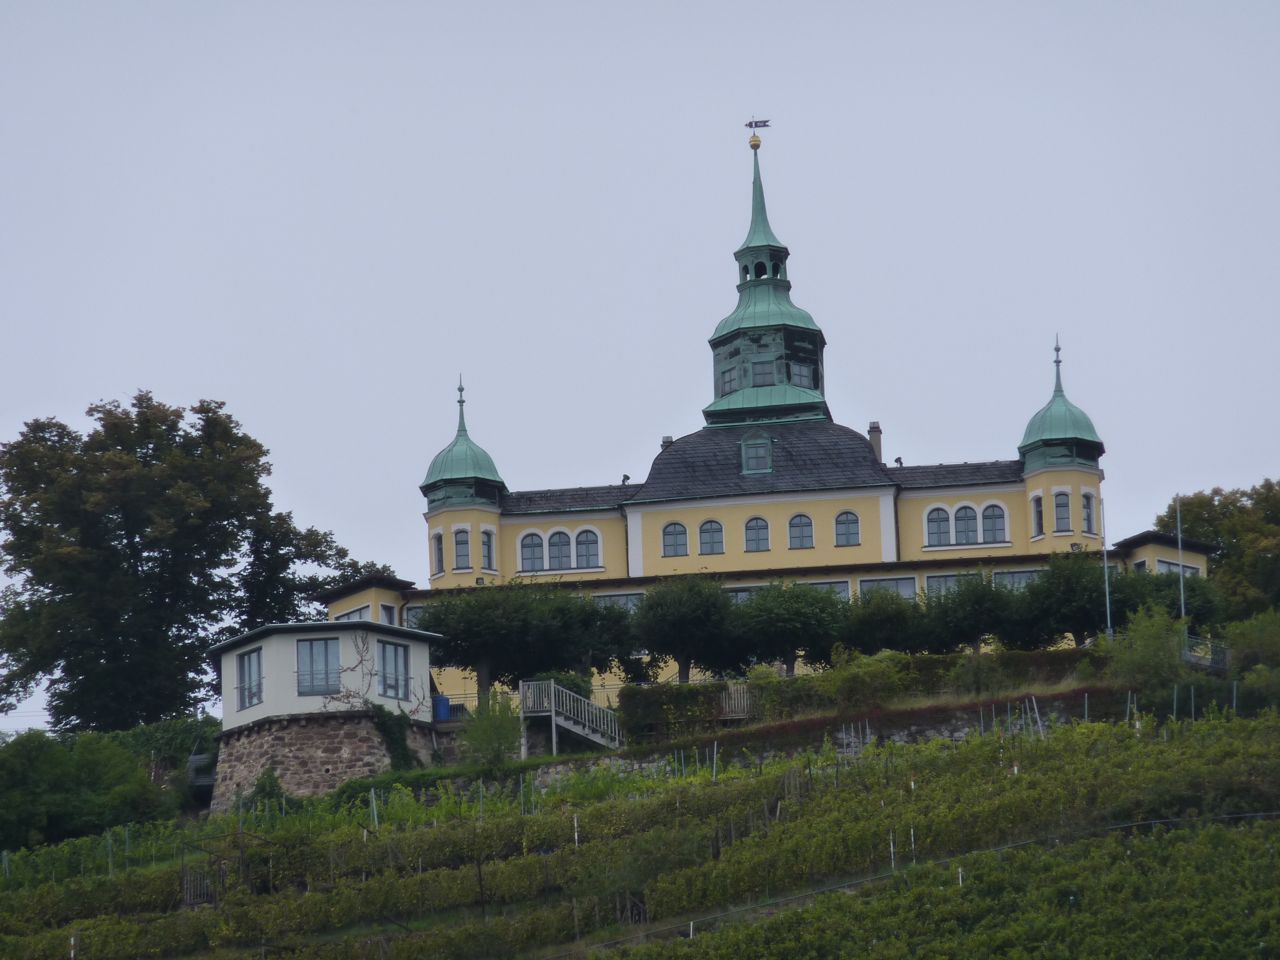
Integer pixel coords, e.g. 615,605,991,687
661,435,674,450
868,421,883,462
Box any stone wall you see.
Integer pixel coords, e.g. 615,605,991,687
210,712,442,812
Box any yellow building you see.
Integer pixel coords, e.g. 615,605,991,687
318,135,1207,698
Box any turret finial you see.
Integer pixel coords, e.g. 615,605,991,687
455,376,469,434
1053,338,1064,394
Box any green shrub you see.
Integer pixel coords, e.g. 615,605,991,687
618,683,725,741
459,693,522,772
1106,607,1188,692
1225,610,1280,676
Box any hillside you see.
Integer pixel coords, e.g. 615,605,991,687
2,709,1278,959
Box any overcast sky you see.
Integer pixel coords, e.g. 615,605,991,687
2,2,1277,730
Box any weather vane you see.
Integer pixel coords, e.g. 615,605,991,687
744,118,771,130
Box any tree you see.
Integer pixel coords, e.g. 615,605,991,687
0,393,360,730
418,583,613,698
735,582,846,674
1020,553,1108,646
929,575,1016,654
1155,480,1280,619
632,576,739,683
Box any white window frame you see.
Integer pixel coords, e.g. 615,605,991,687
236,647,263,711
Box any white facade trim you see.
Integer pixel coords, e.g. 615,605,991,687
626,510,644,577
879,491,897,561
625,486,892,515
897,482,1024,501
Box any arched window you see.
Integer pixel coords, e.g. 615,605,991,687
662,522,688,557
789,514,814,549
982,505,1006,543
1031,496,1044,537
576,530,599,568
927,508,950,546
699,520,724,555
1082,493,1095,534
520,533,544,572
741,264,750,281
955,507,978,545
454,529,470,569
548,532,571,569
1054,493,1071,532
835,511,860,546
754,261,767,279
481,530,495,569
745,517,770,552
771,260,781,278
432,533,444,575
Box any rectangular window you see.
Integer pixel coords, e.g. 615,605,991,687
724,586,763,605
297,638,340,696
743,440,771,473
720,367,737,396
1032,496,1044,537
751,361,775,387
432,534,444,575
403,604,425,628
993,569,1045,590
595,593,644,611
926,573,980,596
378,640,410,700
1156,559,1200,577
380,604,396,626
1133,559,1147,573
454,530,470,569
858,577,917,600
1082,494,1095,534
1054,493,1071,532
334,605,370,622
804,580,850,600
237,648,263,710
791,363,813,388
481,530,495,569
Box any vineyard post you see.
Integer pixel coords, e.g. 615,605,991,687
369,789,379,830
910,826,916,863
1232,681,1238,713
1084,693,1088,723
1173,686,1178,720
889,831,895,871
1190,686,1195,720
957,867,963,887
712,741,718,783
2,849,8,881
574,814,579,848
105,831,113,878
1125,692,1131,723
978,710,984,735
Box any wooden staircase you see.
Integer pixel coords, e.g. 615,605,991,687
518,679,623,757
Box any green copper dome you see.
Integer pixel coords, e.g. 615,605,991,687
1019,343,1104,458
421,383,504,490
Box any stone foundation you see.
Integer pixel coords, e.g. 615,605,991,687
210,712,443,812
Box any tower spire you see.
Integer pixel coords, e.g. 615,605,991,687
1053,336,1064,395
739,135,783,251
456,375,469,435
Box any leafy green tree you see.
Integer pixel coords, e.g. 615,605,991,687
1110,569,1224,636
927,575,1016,654
632,576,738,683
734,582,846,674
0,729,172,849
1020,553,1108,646
1224,609,1280,677
846,589,927,655
0,393,361,730
419,583,614,697
1155,480,1280,618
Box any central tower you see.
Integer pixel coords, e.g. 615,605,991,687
702,134,831,426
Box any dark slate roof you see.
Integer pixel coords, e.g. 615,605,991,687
1112,529,1217,556
630,420,892,504
502,484,634,515
888,460,1025,489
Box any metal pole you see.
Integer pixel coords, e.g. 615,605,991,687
1173,685,1178,720
1176,494,1187,621
1101,498,1114,639
519,680,529,761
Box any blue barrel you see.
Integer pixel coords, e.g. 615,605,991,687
432,694,452,723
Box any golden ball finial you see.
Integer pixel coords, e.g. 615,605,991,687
749,133,761,150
